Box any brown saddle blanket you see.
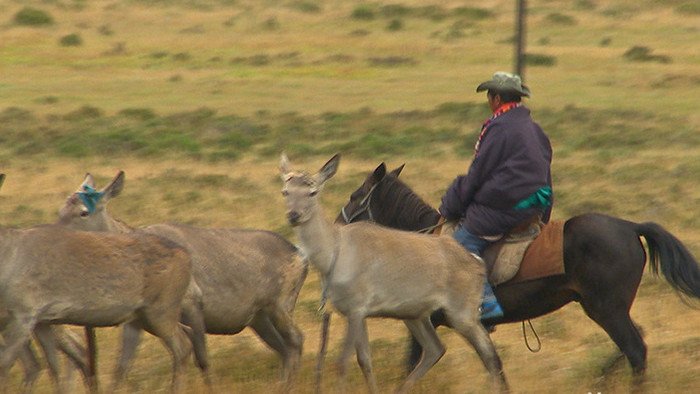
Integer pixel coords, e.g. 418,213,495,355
483,220,565,285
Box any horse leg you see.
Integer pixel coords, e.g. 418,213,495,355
580,299,647,377
398,317,445,393
406,308,447,373
447,311,508,392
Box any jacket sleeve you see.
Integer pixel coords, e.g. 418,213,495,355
439,125,508,220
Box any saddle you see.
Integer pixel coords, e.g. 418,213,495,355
482,217,565,285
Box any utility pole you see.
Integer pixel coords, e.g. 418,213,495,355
514,0,527,80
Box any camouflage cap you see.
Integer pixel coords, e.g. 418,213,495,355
476,71,531,97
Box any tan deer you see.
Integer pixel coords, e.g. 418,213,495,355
57,170,307,389
279,153,508,393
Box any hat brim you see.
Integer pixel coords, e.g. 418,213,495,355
476,81,531,97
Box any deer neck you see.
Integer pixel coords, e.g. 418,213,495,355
293,204,339,278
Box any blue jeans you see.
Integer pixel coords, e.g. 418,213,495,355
453,226,499,307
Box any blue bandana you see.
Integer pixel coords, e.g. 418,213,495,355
77,185,104,214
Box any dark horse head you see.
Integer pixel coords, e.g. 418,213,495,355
334,162,441,232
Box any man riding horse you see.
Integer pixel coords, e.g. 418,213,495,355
439,71,554,325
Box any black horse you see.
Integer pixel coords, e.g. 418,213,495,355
335,162,700,380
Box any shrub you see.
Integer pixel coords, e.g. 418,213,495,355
352,5,376,20
262,17,279,30
545,13,577,26
676,2,700,15
59,34,83,47
453,7,492,20
524,53,557,66
291,1,321,13
63,106,103,121
386,19,403,31
13,7,54,26
623,46,671,63
381,5,410,18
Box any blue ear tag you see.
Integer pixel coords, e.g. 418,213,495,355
77,185,105,214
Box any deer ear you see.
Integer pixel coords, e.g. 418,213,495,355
389,163,405,177
77,173,96,193
0,174,5,190
103,171,125,199
316,153,340,185
279,152,293,177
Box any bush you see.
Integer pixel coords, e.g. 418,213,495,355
386,19,403,31
352,5,376,20
524,53,557,66
676,2,700,15
453,7,492,20
13,7,54,26
545,13,577,26
623,46,671,63
59,34,83,47
291,1,321,13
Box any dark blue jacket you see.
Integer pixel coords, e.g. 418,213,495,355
439,105,552,236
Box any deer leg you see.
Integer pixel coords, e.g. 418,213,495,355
0,316,35,391
398,317,445,393
354,319,377,394
448,311,508,392
336,314,365,394
180,302,211,386
54,326,96,393
34,324,65,393
253,309,304,385
141,307,192,393
12,340,41,394
110,321,143,392
156,325,191,394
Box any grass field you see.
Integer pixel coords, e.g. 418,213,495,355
1,0,700,393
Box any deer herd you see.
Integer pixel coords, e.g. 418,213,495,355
3,152,631,393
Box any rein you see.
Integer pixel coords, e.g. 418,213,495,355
522,320,542,352
340,183,378,224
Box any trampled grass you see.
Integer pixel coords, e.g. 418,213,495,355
1,0,699,392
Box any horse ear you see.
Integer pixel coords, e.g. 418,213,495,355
389,163,405,178
317,153,340,185
371,163,387,184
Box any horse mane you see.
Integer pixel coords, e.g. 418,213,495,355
378,174,441,231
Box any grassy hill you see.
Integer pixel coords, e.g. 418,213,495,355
1,0,699,392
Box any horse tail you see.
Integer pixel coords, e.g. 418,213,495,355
635,222,700,300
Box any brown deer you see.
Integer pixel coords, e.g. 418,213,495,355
0,179,194,392
57,170,308,389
